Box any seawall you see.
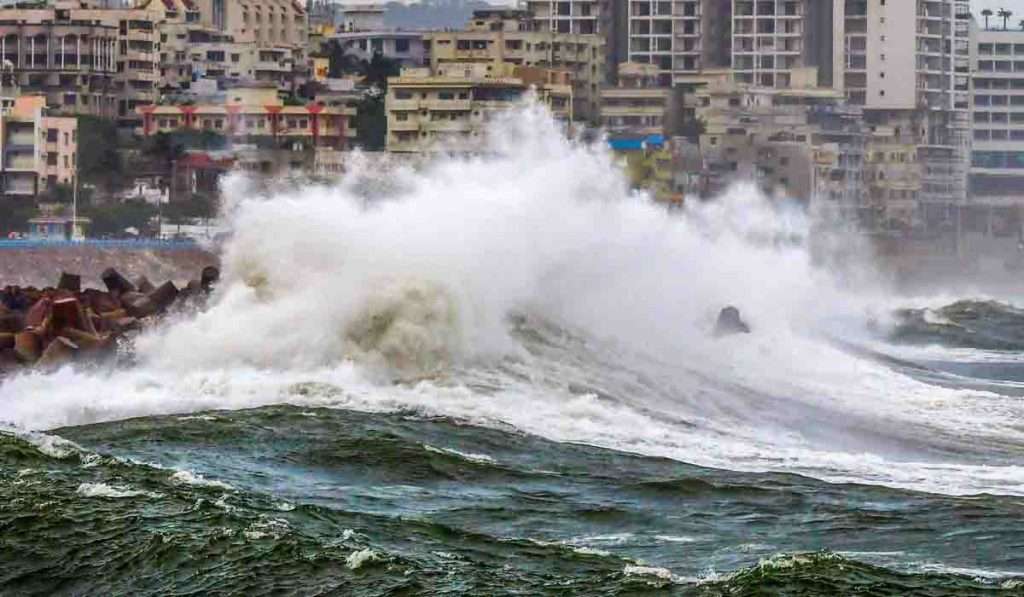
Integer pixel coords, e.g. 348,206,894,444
0,241,219,289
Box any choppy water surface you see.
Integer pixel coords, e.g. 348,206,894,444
3,106,1024,594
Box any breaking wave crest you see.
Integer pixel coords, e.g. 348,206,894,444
1,100,1023,498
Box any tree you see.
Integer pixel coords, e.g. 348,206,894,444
324,39,364,78
77,116,124,193
0,198,37,235
998,8,1013,30
1019,18,1024,31
982,8,993,29
82,200,157,238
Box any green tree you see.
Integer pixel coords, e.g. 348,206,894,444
982,8,993,29
77,116,124,193
0,198,38,236
82,201,157,238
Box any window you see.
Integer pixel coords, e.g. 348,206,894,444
395,90,412,100
231,53,240,62
63,155,68,168
63,132,69,145
47,152,57,166
395,38,410,53
46,129,58,143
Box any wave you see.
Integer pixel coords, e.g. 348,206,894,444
0,101,1022,499
2,427,1019,595
891,300,1024,351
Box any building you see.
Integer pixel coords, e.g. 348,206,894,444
0,95,78,199
330,31,427,68
424,10,605,122
385,63,571,154
842,0,971,226
0,0,161,124
600,62,671,135
525,0,625,81
970,26,1024,198
335,3,384,33
695,81,863,204
135,84,356,149
190,0,308,51
729,0,843,90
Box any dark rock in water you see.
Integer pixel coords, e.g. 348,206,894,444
714,306,750,337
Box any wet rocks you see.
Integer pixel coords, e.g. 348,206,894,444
714,306,751,338
0,265,218,375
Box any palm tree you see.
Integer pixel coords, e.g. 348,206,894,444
998,8,1013,30
1019,18,1024,31
982,8,993,29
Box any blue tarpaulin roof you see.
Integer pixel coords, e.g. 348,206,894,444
608,135,665,151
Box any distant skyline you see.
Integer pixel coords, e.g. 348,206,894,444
329,0,1024,22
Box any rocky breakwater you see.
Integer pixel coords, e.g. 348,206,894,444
0,266,218,375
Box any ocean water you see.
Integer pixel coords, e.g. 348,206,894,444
2,104,1023,595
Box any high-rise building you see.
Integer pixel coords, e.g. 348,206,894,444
526,0,624,80
731,0,843,89
842,0,972,226
970,26,1024,197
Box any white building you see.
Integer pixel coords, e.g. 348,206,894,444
971,27,1024,197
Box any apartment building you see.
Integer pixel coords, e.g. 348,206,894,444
842,0,971,218
525,0,625,80
424,10,605,122
695,81,862,203
600,62,671,135
731,0,843,89
0,0,160,123
385,63,571,154
0,95,77,199
971,27,1024,197
190,0,307,48
330,31,427,68
135,85,356,148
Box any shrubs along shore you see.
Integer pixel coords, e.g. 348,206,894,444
0,266,218,374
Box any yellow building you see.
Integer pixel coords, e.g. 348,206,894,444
600,62,670,136
424,9,605,122
385,63,572,154
135,86,356,148
0,96,78,198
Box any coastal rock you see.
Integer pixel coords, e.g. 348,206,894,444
101,268,136,296
714,306,751,338
37,336,78,370
57,272,82,293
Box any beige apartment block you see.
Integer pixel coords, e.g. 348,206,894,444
385,64,571,154
524,0,623,81
600,62,670,135
0,0,161,124
135,85,356,148
190,0,308,60
145,0,304,92
424,13,605,122
0,95,77,198
695,81,859,202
